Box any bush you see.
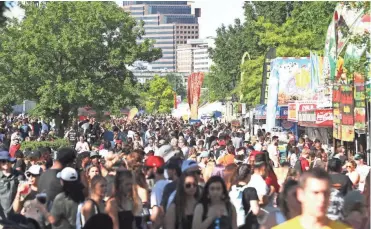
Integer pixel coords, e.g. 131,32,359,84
20,139,70,151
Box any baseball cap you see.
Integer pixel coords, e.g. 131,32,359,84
25,165,43,177
90,151,101,159
0,150,16,162
145,156,165,168
181,160,199,172
27,150,41,160
354,153,363,161
56,167,78,182
217,140,226,146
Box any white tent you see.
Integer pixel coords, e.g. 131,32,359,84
198,102,225,119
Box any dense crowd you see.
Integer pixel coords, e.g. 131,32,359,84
0,115,369,229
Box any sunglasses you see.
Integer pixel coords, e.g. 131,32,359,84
185,182,197,189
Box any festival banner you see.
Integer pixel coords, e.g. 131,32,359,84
340,85,355,141
354,72,366,130
266,58,311,131
187,72,204,120
316,109,333,127
288,103,297,122
333,85,341,139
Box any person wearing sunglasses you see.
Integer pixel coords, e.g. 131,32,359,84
165,172,200,229
345,160,360,187
0,150,23,219
13,165,42,214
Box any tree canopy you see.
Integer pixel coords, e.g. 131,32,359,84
142,76,174,114
0,2,161,135
164,73,186,99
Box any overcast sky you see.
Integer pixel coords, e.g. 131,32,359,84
5,1,246,38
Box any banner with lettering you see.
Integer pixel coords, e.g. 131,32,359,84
354,72,366,130
333,85,341,139
340,85,355,141
315,109,333,127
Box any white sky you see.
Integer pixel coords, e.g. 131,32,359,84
5,1,246,38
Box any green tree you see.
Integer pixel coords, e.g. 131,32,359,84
0,2,161,135
142,76,174,114
164,73,186,99
208,19,249,101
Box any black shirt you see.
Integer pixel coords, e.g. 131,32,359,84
329,173,353,196
239,186,259,229
37,169,62,204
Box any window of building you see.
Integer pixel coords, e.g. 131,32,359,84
177,26,179,29
191,31,194,34
188,31,190,34
180,26,183,29
180,36,183,38
192,26,194,29
192,36,194,39
188,26,190,29
188,36,191,39
195,31,198,34
177,36,179,39
195,36,198,39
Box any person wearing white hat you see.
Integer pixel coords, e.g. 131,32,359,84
37,167,85,229
13,165,43,214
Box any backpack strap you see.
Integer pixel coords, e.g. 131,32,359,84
88,198,101,214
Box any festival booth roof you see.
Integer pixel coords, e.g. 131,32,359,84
172,103,190,118
198,102,225,119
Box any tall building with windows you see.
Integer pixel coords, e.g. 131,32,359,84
176,37,215,73
123,1,200,72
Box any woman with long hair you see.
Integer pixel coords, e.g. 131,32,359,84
37,167,85,229
223,163,238,191
229,164,260,229
134,166,151,228
345,160,360,187
105,169,142,229
81,175,107,227
86,165,101,187
165,172,200,229
192,176,237,229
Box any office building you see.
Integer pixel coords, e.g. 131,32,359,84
123,1,200,72
176,37,215,73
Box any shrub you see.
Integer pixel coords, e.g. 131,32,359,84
20,138,70,151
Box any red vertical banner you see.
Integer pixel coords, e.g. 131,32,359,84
173,92,177,109
333,85,341,139
187,72,204,119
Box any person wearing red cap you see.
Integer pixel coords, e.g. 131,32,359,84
144,155,169,229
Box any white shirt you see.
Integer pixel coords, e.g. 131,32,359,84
268,144,279,167
75,142,90,153
356,164,370,192
247,173,269,198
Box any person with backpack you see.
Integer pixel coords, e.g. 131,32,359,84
79,175,107,228
229,164,260,229
294,148,310,174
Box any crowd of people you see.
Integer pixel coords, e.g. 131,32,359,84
0,115,369,229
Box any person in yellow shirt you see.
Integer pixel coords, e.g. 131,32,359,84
273,168,352,229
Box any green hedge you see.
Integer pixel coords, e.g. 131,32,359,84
20,139,70,151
